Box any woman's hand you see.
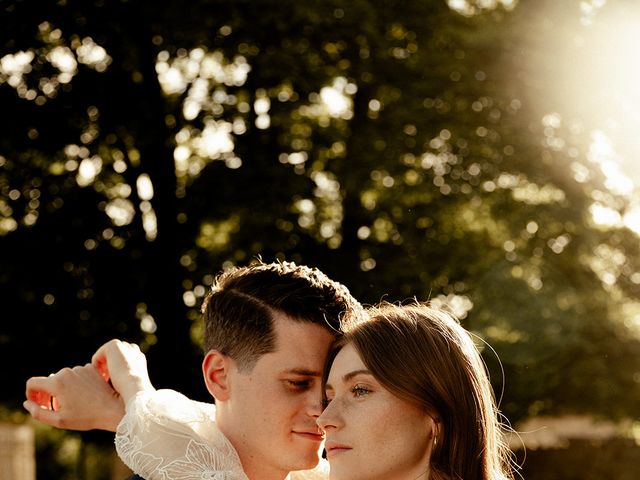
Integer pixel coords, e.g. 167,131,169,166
24,363,125,432
91,339,155,405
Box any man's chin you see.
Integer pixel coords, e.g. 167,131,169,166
287,450,321,471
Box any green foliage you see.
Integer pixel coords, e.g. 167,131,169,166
1,0,639,460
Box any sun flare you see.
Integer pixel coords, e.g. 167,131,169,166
532,2,640,193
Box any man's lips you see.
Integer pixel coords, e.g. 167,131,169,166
292,430,325,442
324,440,352,457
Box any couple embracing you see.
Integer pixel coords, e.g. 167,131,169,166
25,261,516,480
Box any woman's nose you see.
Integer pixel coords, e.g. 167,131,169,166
317,399,341,431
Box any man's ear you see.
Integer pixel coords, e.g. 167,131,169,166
202,350,233,401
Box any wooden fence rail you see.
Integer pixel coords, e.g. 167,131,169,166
0,422,35,480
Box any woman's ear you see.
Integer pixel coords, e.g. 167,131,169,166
202,350,232,401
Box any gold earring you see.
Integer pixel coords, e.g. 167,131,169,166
433,422,439,449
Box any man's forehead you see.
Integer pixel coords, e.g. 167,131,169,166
261,349,328,376
262,314,335,373
278,367,323,377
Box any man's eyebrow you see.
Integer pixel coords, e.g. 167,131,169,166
281,368,322,377
325,369,373,390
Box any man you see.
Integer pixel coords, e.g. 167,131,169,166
25,261,363,480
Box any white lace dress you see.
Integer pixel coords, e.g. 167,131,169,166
115,389,329,480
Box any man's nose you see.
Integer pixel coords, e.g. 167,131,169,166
306,394,324,418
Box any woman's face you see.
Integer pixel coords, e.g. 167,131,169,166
317,343,436,480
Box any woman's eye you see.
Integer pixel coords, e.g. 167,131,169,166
322,397,333,407
351,385,371,397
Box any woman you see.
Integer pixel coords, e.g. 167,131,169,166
317,302,515,480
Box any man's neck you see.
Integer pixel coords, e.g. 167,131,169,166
216,409,291,480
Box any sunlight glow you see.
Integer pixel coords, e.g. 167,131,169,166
194,121,234,159
140,313,157,333
173,120,238,185
105,198,135,226
156,49,251,97
254,97,270,114
196,217,240,252
580,0,607,26
136,174,154,201
136,304,157,334
75,37,111,72
587,131,633,196
0,217,18,235
140,202,157,241
623,204,640,235
621,301,640,337
0,23,110,102
590,203,621,228
320,85,350,117
0,51,34,86
590,243,626,289
76,156,102,187
447,0,517,16
46,46,77,84
537,4,640,192
512,181,565,205
320,77,355,119
298,77,356,124
429,293,474,319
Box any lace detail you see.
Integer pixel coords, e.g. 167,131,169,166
115,390,248,480
161,438,246,480
115,389,329,480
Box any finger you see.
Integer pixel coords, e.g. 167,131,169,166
27,390,53,409
26,375,53,392
91,339,124,376
23,399,59,424
25,377,55,407
94,361,110,382
91,350,110,382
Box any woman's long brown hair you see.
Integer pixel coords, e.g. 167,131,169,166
326,302,516,480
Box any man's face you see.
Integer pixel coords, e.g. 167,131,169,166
224,313,335,480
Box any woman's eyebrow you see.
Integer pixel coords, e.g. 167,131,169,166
342,369,372,382
325,369,373,391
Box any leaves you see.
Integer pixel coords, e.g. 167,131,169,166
2,0,639,424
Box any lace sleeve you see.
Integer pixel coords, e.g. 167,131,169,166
115,389,248,480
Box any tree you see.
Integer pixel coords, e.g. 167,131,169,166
2,0,639,433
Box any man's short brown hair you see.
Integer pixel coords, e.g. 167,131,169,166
201,260,363,371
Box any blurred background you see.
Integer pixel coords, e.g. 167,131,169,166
1,0,639,478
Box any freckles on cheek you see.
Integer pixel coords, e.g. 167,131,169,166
371,403,401,434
